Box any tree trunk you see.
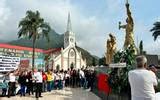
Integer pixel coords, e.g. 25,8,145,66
32,35,36,70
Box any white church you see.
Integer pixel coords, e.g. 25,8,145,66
47,13,87,70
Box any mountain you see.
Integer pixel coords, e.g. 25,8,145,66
0,40,7,43
7,30,99,65
76,46,99,66
8,30,64,49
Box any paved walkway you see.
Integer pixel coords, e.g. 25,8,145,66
0,88,101,100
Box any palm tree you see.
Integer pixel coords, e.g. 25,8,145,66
44,54,51,71
150,21,160,41
18,10,51,70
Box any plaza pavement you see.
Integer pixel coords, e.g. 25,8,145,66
0,88,101,100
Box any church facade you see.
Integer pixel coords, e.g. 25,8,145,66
48,13,86,70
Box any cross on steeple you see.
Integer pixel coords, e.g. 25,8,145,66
67,12,72,32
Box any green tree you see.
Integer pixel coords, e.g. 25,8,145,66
92,57,96,66
18,10,51,69
139,40,143,55
108,45,136,94
44,54,51,71
150,21,160,41
98,56,106,66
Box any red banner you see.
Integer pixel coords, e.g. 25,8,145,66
97,73,111,94
20,60,29,68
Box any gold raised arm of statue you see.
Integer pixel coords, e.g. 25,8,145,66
106,33,116,64
119,2,135,49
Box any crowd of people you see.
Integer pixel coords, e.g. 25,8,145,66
0,67,96,98
1,55,159,100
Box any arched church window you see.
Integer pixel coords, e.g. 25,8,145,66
65,38,68,42
70,51,75,57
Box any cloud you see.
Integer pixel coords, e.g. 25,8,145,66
0,0,111,57
144,18,160,55
0,0,10,24
75,16,108,56
0,0,160,57
134,17,160,55
105,0,122,15
0,0,12,41
145,39,160,54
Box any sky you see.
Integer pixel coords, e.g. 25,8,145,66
0,0,160,57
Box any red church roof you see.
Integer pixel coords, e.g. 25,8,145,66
44,48,61,54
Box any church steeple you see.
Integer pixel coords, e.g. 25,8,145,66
67,12,72,32
64,12,75,48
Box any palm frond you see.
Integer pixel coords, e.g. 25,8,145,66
150,21,160,41
152,30,160,41
18,10,51,42
40,22,51,42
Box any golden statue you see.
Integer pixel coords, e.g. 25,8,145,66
106,39,111,64
106,34,116,64
119,1,135,49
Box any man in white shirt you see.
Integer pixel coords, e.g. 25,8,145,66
79,69,85,88
33,68,43,98
79,69,85,78
8,70,16,98
128,55,158,100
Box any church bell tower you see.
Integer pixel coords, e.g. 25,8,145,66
64,13,75,48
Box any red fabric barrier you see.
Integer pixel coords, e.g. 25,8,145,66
97,73,111,94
